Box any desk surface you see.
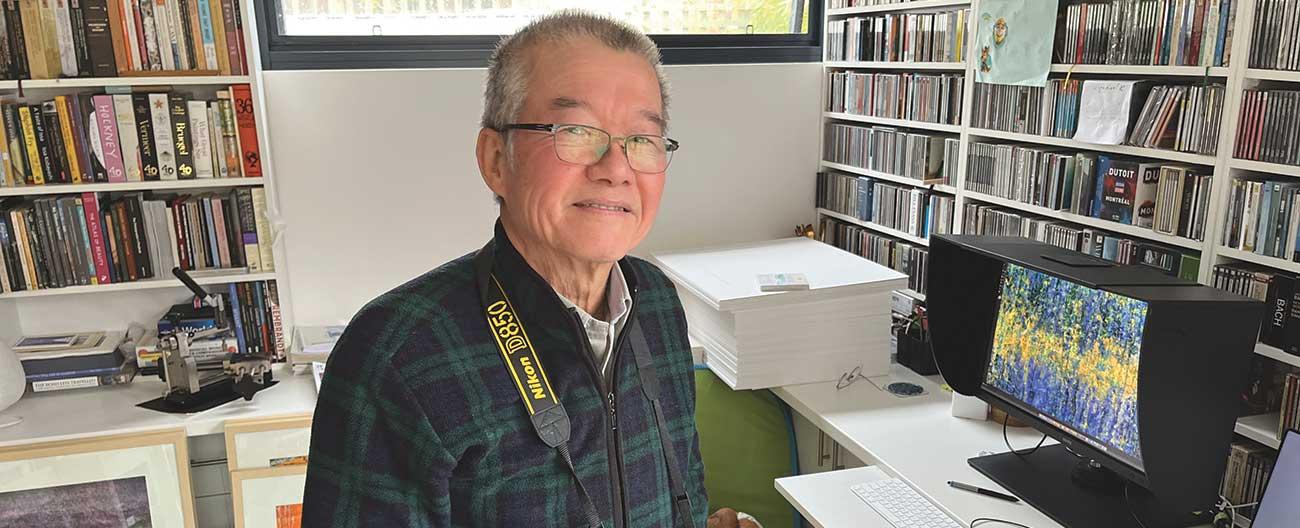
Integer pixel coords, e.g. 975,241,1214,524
776,466,895,528
0,365,317,449
773,366,1062,528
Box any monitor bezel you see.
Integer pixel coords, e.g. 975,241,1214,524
977,260,1152,485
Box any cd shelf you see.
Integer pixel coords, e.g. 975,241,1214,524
967,128,1219,166
1231,158,1300,179
823,112,961,134
816,207,931,247
820,161,958,194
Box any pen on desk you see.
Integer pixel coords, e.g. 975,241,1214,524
947,481,1020,503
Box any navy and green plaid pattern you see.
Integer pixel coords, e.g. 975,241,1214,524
302,227,708,527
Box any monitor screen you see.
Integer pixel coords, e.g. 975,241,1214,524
984,263,1149,470
1253,429,1300,528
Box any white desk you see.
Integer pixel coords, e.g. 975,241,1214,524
0,364,317,448
772,366,1062,528
776,466,895,528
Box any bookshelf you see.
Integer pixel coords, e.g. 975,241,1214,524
816,0,1300,468
0,0,290,344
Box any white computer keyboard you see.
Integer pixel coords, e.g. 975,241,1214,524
851,478,964,528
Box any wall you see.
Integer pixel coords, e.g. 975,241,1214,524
261,62,822,326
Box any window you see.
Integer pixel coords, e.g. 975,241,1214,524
255,0,820,69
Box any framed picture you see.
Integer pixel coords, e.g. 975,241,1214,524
225,414,313,471
231,465,307,528
0,428,196,527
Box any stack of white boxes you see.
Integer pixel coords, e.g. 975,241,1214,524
652,238,906,390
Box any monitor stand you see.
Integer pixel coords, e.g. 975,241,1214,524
969,445,1203,528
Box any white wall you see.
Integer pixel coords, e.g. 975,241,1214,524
262,62,822,326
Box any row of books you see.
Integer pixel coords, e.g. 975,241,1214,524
965,142,1213,241
824,122,955,183
1234,89,1300,167
825,72,964,126
962,202,1201,279
1222,178,1300,262
1054,0,1237,67
826,0,929,8
971,79,1082,138
0,188,272,293
1212,263,1300,355
1221,438,1276,520
1127,83,1225,155
0,86,261,187
817,216,929,294
826,9,969,63
816,171,955,239
0,0,250,80
1248,0,1300,71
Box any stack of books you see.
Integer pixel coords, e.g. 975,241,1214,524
290,325,344,365
14,330,136,393
652,238,906,390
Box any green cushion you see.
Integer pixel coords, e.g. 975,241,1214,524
695,367,796,528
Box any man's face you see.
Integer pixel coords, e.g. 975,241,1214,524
486,39,667,265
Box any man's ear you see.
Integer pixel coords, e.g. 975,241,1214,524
477,128,508,199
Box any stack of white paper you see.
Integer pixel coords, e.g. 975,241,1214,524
652,238,907,390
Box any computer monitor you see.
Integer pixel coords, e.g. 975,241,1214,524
926,235,1264,528
985,262,1147,472
1252,429,1300,528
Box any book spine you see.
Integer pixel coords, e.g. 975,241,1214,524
82,0,116,75
113,95,142,182
168,199,188,269
80,192,110,284
131,94,157,181
188,100,213,178
235,187,258,271
112,201,136,280
217,0,237,74
68,0,89,75
211,196,228,266
18,0,48,79
227,283,246,353
40,102,67,184
138,0,160,70
1,105,29,184
17,106,44,184
195,0,214,70
125,196,150,278
70,95,100,182
101,0,128,73
30,105,59,184
70,196,94,283
54,97,81,183
217,97,239,176
148,93,175,180
266,279,284,358
230,85,260,177
169,95,194,179
92,95,125,183
51,0,77,76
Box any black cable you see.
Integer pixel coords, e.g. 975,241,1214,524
1002,413,1048,458
971,518,1033,528
1123,481,1151,528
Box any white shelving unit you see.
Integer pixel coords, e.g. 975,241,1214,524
0,0,289,343
816,0,1300,454
0,177,265,197
825,60,966,70
0,75,252,90
824,112,962,134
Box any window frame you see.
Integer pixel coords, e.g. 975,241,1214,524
251,0,823,70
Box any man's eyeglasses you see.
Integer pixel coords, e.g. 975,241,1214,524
503,123,680,173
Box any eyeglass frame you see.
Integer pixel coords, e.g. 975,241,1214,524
500,123,681,173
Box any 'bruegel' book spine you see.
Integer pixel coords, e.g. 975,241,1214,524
169,94,195,179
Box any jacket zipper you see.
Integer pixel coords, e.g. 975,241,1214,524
569,285,638,528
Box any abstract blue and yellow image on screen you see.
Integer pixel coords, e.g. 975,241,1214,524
986,263,1147,465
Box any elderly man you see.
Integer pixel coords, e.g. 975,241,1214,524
303,10,758,528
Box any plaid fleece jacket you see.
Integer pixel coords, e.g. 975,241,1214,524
302,225,708,527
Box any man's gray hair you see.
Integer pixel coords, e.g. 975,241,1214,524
481,10,670,134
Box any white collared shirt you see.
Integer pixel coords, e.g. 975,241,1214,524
557,264,634,378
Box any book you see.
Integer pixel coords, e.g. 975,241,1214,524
230,85,261,177
148,92,175,180
757,273,811,292
169,94,194,179
1099,158,1140,224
